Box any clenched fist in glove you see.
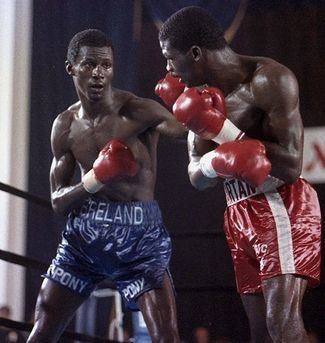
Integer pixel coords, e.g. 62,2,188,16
155,73,185,108
199,139,271,187
82,140,138,193
173,86,244,143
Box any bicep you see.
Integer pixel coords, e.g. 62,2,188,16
50,151,76,194
256,68,303,152
128,97,186,136
254,68,303,181
144,100,185,136
50,113,76,191
156,115,186,137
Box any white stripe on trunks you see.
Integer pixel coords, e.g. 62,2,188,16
264,192,296,274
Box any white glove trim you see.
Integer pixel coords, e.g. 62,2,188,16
212,118,244,144
199,150,219,178
82,169,104,194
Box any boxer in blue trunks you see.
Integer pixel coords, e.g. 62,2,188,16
47,198,171,310
27,29,185,343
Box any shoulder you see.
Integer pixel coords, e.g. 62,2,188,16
67,100,81,112
252,58,298,96
52,106,76,133
250,57,299,108
51,105,77,155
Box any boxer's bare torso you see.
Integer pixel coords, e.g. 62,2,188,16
50,46,184,215
186,54,303,187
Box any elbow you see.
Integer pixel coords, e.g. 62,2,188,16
190,178,202,190
285,154,302,184
284,167,301,184
274,157,302,185
188,163,208,190
51,198,69,216
189,174,211,191
190,179,206,191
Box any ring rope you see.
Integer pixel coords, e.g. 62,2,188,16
0,249,47,272
0,181,51,208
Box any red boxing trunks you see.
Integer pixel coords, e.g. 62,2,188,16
223,177,321,294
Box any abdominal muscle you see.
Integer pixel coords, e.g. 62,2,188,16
94,166,156,202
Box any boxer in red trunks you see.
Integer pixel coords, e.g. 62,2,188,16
157,6,322,343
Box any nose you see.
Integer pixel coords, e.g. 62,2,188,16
92,65,104,78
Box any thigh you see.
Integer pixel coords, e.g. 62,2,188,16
29,278,86,342
262,274,308,341
262,274,307,313
224,206,262,293
136,271,178,335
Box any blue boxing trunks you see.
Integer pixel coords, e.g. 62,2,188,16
45,197,172,309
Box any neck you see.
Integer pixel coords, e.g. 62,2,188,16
207,47,248,96
79,88,114,118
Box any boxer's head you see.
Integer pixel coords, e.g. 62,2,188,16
65,29,114,102
66,29,113,64
159,6,227,87
159,6,226,53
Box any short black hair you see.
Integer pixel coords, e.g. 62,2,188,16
67,29,113,63
159,6,227,53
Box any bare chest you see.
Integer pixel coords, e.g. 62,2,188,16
225,85,264,138
68,114,145,168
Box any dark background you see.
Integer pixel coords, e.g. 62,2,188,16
25,0,325,341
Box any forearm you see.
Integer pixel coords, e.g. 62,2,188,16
51,183,89,216
263,141,302,183
228,131,301,184
188,160,222,190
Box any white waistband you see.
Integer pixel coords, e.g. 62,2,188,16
223,176,285,206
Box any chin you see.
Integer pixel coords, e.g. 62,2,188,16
89,95,103,102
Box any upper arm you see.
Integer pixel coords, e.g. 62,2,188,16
252,64,303,182
253,64,303,155
50,115,76,196
155,104,187,137
127,97,186,137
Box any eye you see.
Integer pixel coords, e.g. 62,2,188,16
102,62,112,69
82,61,95,68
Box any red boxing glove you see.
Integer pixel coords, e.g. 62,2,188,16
199,139,271,187
82,140,138,193
155,73,185,108
173,87,244,143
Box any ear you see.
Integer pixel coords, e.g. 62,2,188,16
65,60,74,75
190,46,202,62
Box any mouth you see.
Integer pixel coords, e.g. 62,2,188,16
89,83,104,92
